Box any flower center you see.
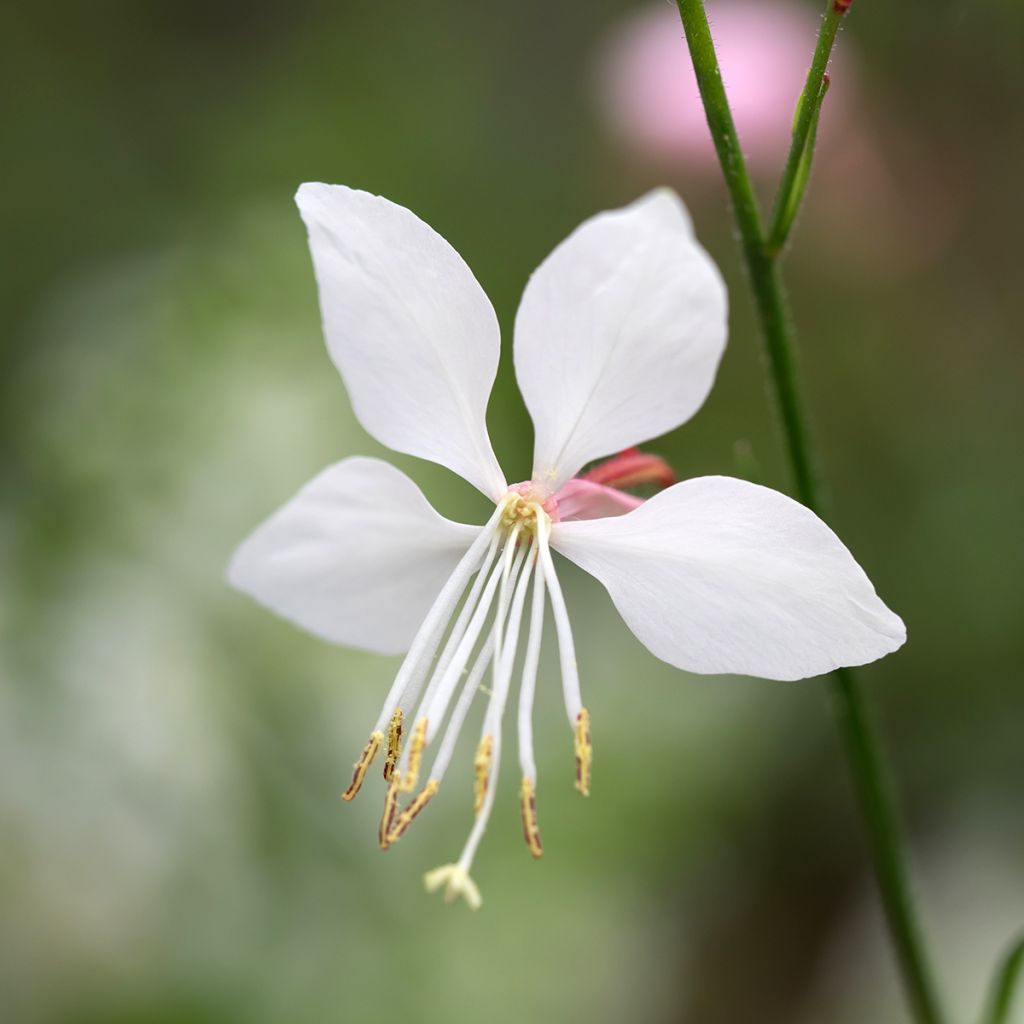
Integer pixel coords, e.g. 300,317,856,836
503,482,560,531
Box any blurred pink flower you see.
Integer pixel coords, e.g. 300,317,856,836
599,0,852,174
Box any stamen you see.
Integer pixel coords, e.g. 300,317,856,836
420,535,524,744
574,708,592,796
382,497,575,897
340,730,383,802
484,533,535,740
535,513,583,725
449,537,536,883
398,717,428,793
411,529,503,727
387,778,439,843
454,730,503,877
385,538,525,853
378,775,400,850
382,707,404,781
517,558,546,785
371,504,504,738
426,633,496,784
519,776,543,859
473,736,494,816
423,541,530,787
491,523,523,682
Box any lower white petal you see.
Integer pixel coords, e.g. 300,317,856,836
550,476,906,681
227,457,478,655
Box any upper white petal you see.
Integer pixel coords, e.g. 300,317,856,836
550,476,906,681
227,457,479,655
514,189,727,493
296,183,506,500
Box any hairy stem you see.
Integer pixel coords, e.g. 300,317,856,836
673,3,946,1022
767,1,845,251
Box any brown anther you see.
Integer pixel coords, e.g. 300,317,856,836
473,735,494,815
387,779,440,844
398,718,428,793
383,707,404,781
833,0,853,12
574,708,592,796
519,777,544,859
341,730,383,801
378,776,400,850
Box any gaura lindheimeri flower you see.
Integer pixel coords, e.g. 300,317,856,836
228,183,906,909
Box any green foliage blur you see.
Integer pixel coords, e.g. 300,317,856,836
2,2,1022,1022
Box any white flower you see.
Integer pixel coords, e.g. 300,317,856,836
228,183,906,908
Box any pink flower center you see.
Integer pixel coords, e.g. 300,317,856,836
509,448,678,524
506,481,561,523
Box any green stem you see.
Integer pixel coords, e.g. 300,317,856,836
674,3,947,1023
981,933,1024,1024
831,667,945,1024
772,73,830,253
767,2,845,252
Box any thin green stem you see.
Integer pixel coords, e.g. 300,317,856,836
767,2,845,253
831,667,945,1024
981,933,1024,1024
674,0,818,507
772,73,830,253
674,3,947,1023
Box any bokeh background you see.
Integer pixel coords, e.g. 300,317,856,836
2,1,1022,1022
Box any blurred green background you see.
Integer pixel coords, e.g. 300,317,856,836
2,1,1022,1022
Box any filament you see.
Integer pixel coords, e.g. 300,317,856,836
425,545,529,784
535,512,582,726
458,542,536,871
371,504,504,736
412,528,502,721
517,563,546,784
421,534,522,743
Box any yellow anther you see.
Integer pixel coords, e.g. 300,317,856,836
398,717,428,793
519,777,543,859
383,707,404,781
499,494,545,537
574,708,592,796
473,735,494,815
340,730,383,802
378,776,400,850
387,779,440,844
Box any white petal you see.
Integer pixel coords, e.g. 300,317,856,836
296,183,506,500
514,189,727,493
550,477,906,681
227,457,479,655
